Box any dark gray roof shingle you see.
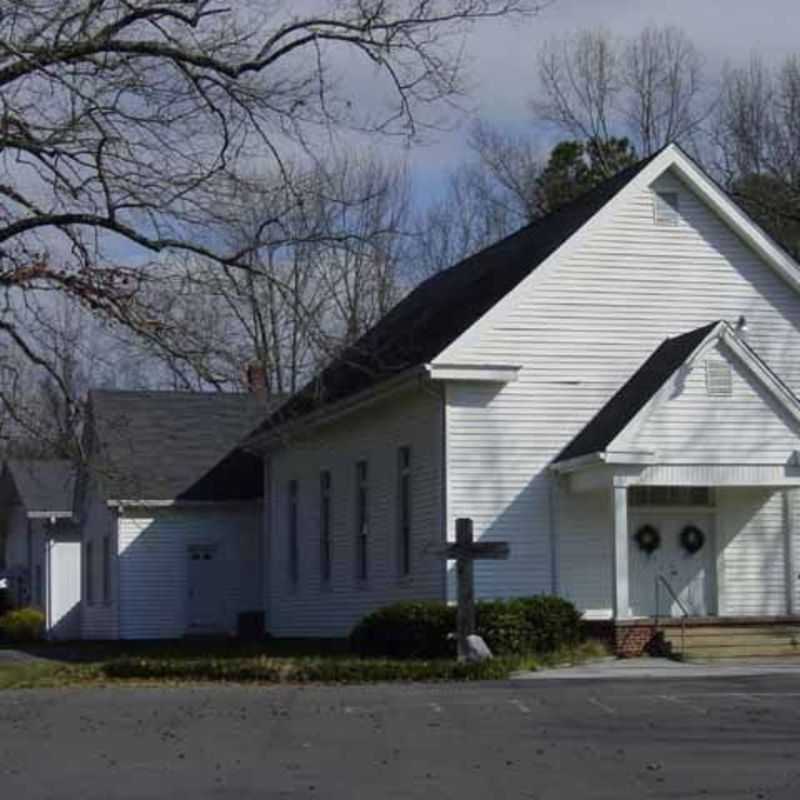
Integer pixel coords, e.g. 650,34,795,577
89,390,275,502
260,152,660,433
554,322,719,464
4,460,76,514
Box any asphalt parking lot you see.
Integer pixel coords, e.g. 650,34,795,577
2,674,799,799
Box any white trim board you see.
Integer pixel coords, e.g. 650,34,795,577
434,144,800,365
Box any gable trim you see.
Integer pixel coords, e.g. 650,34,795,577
606,322,800,457
434,144,800,365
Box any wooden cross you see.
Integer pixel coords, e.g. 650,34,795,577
436,518,510,661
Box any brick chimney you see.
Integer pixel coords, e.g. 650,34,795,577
245,363,268,402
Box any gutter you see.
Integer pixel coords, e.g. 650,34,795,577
550,450,657,475
106,499,262,510
245,364,428,452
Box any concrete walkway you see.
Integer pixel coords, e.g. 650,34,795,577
514,656,800,681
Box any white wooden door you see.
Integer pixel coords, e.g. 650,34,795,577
629,513,714,617
48,538,82,640
187,545,225,632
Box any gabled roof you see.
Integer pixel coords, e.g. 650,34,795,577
2,459,76,515
259,152,661,433
553,320,800,466
88,390,277,503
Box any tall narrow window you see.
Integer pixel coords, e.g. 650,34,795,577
320,471,332,584
35,564,43,607
288,480,299,585
398,447,412,577
102,535,112,604
85,541,94,606
356,460,368,581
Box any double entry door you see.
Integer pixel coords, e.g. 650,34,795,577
629,512,714,618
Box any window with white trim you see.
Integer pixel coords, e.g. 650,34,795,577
355,461,368,582
398,447,412,577
320,471,332,584
102,535,112,604
629,486,713,507
288,480,299,585
35,564,42,607
85,541,94,606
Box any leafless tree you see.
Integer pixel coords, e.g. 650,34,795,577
534,26,706,161
0,0,535,442
535,29,621,160
136,154,413,396
713,55,800,255
621,26,706,155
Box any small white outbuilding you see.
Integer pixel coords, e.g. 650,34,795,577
0,459,81,639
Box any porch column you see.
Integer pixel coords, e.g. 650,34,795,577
612,481,631,619
784,489,798,616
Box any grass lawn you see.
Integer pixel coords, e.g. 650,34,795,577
0,639,609,690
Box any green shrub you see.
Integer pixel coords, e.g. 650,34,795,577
101,654,522,684
515,595,582,653
350,596,582,659
350,601,456,659
0,607,45,642
0,587,11,617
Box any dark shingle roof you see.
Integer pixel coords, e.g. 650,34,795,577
4,460,75,514
89,390,276,502
261,153,661,432
554,322,719,464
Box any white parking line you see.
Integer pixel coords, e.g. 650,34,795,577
657,694,707,714
509,699,531,714
588,697,616,715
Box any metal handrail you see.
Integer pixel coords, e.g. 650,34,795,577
655,574,689,659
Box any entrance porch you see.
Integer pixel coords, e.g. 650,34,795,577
560,464,800,658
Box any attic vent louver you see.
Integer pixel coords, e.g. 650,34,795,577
654,191,680,226
706,359,732,396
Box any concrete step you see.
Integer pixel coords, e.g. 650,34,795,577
656,623,800,659
682,644,800,659
660,625,800,634
662,631,800,647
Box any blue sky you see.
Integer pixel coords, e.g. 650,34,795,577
377,0,800,202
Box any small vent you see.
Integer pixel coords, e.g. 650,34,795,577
654,191,680,226
706,359,732,396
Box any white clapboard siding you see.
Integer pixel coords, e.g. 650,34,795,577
441,168,800,609
718,488,787,616
630,342,800,462
556,485,612,617
80,484,119,640
267,385,444,638
118,507,260,640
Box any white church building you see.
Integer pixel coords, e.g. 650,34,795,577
5,144,800,657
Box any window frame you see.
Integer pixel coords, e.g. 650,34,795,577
85,540,94,607
398,446,412,578
35,563,43,608
320,471,332,585
288,479,299,585
355,460,369,583
102,534,112,605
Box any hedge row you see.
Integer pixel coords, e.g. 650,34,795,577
101,655,521,684
349,596,581,659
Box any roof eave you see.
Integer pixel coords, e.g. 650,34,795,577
246,364,429,453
